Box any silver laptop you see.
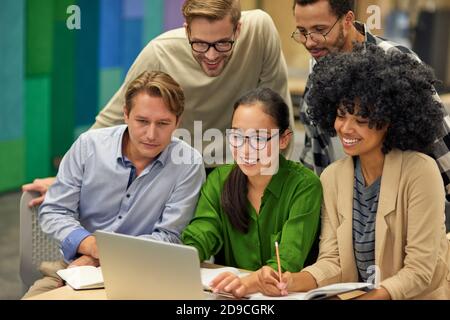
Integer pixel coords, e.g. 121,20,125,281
95,230,206,300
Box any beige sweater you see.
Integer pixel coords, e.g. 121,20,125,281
303,150,450,299
92,10,294,164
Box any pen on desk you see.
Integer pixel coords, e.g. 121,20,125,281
275,241,282,282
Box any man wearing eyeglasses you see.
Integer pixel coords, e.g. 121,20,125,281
94,0,294,167
293,0,450,202
22,0,295,206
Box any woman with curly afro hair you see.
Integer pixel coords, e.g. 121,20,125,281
256,44,450,299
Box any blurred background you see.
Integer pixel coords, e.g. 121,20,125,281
1,0,450,299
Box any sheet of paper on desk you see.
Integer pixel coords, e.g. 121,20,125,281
200,267,250,290
249,282,372,300
57,266,104,290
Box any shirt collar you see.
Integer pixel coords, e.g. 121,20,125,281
355,21,377,45
116,125,129,166
154,140,171,167
264,154,290,199
116,126,172,168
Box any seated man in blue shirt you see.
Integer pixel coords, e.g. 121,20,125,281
23,71,206,298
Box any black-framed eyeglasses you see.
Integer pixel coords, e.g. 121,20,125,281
227,131,280,150
187,27,237,53
189,39,235,53
291,17,341,44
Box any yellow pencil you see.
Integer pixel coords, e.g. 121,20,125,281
275,241,282,282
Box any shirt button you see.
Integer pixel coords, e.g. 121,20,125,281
126,194,130,198
118,216,122,219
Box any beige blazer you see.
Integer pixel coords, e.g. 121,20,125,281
303,149,450,299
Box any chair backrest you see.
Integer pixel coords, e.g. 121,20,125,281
19,191,61,289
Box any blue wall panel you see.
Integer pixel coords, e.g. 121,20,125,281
122,19,143,78
75,0,99,127
99,0,122,68
164,0,184,32
123,0,144,19
0,0,24,141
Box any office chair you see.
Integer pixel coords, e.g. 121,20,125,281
19,191,61,292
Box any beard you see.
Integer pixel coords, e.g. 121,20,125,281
306,24,347,60
330,25,346,53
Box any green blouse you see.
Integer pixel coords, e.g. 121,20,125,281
181,155,322,272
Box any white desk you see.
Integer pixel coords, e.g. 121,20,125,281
26,263,234,300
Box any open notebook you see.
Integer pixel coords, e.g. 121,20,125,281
57,266,104,290
249,282,372,300
57,265,248,291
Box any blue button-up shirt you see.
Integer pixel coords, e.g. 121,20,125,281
39,125,205,262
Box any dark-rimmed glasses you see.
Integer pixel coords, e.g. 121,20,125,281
189,39,235,53
227,131,279,150
291,17,341,44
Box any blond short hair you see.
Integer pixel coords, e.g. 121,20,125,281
125,71,185,118
182,0,241,28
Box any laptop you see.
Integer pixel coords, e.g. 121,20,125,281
95,230,207,300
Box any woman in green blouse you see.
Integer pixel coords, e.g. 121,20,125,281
181,87,322,298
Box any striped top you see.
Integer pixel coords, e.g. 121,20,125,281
352,157,380,282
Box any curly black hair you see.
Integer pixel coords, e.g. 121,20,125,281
294,0,354,17
306,43,444,154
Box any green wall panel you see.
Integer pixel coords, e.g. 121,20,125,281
55,0,78,22
0,0,25,141
74,125,91,140
26,0,54,76
51,21,76,171
0,140,25,192
25,77,52,181
98,68,123,112
143,0,163,44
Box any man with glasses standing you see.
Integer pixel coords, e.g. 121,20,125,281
22,0,295,205
94,0,295,167
292,0,450,203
